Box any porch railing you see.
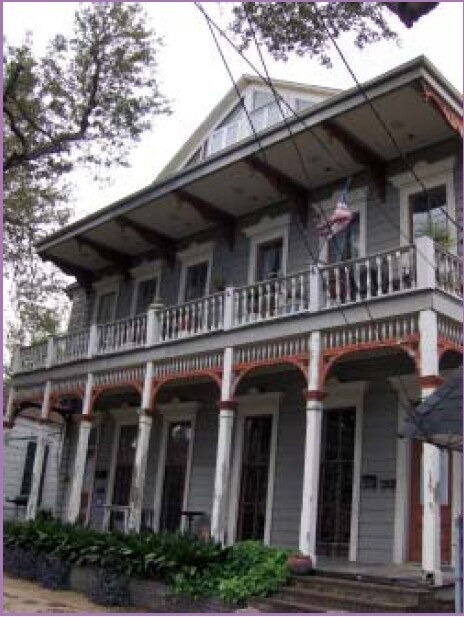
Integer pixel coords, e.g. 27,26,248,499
319,245,416,308
158,293,224,342
233,270,312,327
96,314,147,355
17,341,49,372
54,330,89,364
435,245,463,298
12,239,462,374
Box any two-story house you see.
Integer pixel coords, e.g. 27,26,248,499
4,56,462,586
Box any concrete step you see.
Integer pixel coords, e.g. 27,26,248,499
249,596,347,614
291,574,428,605
276,587,418,613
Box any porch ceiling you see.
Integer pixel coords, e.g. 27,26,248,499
36,59,461,286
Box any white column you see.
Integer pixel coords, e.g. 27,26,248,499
26,381,52,520
392,381,412,564
299,332,323,563
452,450,463,566
66,373,94,524
211,346,235,544
128,412,153,532
223,286,235,330
418,309,442,584
415,235,436,290
87,323,98,358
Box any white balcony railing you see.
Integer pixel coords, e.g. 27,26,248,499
17,341,49,372
233,270,312,327
159,293,224,342
96,314,147,355
320,245,416,308
12,239,462,374
54,330,89,364
435,245,463,298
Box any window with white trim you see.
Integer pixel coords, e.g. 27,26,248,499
177,242,214,303
244,214,290,284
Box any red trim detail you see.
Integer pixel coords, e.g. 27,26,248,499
422,82,463,136
218,400,237,411
418,375,445,389
304,389,327,402
74,414,93,423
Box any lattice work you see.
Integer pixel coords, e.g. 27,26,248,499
152,351,223,378
93,366,145,388
234,336,308,366
322,314,419,350
51,377,87,398
437,315,463,347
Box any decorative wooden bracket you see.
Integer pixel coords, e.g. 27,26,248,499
76,235,132,272
323,120,387,199
174,188,236,251
245,154,309,227
42,254,95,289
116,216,176,269
419,80,463,136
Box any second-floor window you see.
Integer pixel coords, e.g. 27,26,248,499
184,261,209,302
328,214,360,263
134,277,158,315
256,238,283,281
409,184,448,245
96,291,117,324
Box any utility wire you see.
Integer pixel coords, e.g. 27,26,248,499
316,5,462,234
196,3,431,434
194,2,461,277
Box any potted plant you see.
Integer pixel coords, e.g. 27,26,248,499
287,552,313,575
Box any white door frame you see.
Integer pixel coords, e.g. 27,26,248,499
152,402,198,532
227,392,281,545
322,381,365,561
83,418,102,526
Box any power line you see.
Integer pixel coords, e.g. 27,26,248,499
195,3,431,433
194,2,461,276
315,4,462,234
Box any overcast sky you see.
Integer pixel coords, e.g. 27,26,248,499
3,1,463,222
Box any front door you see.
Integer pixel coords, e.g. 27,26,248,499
237,415,273,541
409,440,452,563
110,424,138,530
160,421,192,532
317,408,356,558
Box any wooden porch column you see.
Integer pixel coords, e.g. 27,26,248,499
299,331,323,564
128,362,154,532
418,309,443,585
66,373,94,524
211,347,236,544
26,381,52,520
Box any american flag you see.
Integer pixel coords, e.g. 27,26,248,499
317,193,354,239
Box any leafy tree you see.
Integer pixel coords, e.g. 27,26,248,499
230,3,440,66
3,2,171,351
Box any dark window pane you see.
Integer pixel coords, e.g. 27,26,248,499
135,278,158,315
256,239,283,281
160,422,192,533
97,292,116,324
328,214,360,263
112,425,138,506
20,441,37,496
409,185,448,242
184,262,208,301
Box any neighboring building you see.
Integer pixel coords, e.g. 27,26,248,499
4,56,462,586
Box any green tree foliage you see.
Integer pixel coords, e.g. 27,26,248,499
230,2,400,67
3,2,170,349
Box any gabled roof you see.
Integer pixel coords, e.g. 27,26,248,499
157,75,340,179
401,370,463,450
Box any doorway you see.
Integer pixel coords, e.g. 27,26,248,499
237,415,273,541
317,408,356,558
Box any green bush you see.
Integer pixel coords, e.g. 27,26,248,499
4,520,290,605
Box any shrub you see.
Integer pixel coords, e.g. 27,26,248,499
3,520,290,605
89,568,131,606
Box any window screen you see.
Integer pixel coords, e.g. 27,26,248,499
409,185,448,243
135,278,158,315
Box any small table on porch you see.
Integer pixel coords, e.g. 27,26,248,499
181,510,206,534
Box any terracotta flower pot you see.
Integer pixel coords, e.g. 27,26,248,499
287,554,313,575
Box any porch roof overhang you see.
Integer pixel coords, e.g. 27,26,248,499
400,370,463,450
36,56,462,286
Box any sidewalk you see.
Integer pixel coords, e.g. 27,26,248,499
3,575,136,614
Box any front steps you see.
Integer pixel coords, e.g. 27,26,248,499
248,572,455,613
